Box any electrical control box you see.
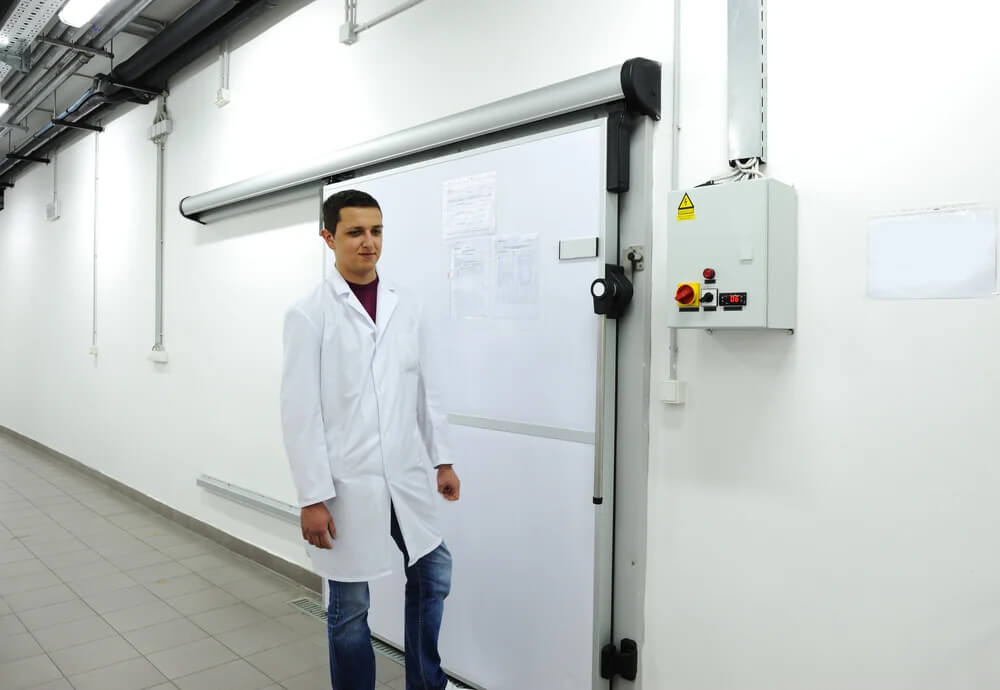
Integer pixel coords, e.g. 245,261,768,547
666,178,797,330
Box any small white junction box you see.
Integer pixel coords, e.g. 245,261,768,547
666,178,798,330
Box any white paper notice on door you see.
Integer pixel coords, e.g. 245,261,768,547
867,205,998,299
442,172,497,240
495,234,540,320
449,237,491,320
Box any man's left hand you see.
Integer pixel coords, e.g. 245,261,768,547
436,465,460,501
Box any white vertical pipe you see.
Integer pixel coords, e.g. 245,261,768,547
154,138,165,348
91,130,99,351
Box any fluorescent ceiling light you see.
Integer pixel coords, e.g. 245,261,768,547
58,0,112,28
0,103,9,117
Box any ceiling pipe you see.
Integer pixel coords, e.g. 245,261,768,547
134,0,276,92
114,0,240,84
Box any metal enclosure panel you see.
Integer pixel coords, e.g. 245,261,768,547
666,181,770,329
727,0,767,161
766,181,797,329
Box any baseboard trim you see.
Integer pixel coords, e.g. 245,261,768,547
0,425,321,593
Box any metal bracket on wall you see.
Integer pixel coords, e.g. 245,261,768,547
35,36,114,59
340,0,427,45
100,80,166,104
6,152,50,164
110,81,164,97
51,119,104,132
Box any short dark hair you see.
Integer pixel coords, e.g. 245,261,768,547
322,190,381,235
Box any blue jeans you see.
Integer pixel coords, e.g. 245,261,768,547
327,506,452,690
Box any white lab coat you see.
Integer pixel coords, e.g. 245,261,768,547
280,269,452,582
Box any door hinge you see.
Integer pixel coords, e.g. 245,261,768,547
601,638,638,681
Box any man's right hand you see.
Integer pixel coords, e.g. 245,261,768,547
301,502,336,549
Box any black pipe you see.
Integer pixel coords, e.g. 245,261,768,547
113,0,241,83
135,0,276,91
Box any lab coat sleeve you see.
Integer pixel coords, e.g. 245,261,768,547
280,307,337,507
416,311,453,468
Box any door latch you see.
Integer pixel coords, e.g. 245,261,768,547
591,264,634,319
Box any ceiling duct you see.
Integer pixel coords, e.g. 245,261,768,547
0,0,278,185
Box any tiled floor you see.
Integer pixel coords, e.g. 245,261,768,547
0,435,407,690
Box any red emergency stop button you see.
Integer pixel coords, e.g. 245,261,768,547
675,284,696,305
703,268,716,280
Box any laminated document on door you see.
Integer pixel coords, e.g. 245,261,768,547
442,172,497,240
449,237,491,319
868,205,998,299
495,234,540,320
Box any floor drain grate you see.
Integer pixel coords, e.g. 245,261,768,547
288,597,327,620
288,597,473,688
371,637,406,665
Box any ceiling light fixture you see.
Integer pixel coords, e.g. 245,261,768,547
58,0,113,28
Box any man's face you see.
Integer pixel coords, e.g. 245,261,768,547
323,206,383,279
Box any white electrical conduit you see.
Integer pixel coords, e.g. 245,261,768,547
219,40,230,91
355,0,426,33
151,96,170,357
51,92,58,211
91,130,99,356
154,136,165,350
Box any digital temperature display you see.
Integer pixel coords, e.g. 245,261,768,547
719,292,747,306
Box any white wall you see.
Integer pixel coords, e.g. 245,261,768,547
0,0,672,605
646,1,1000,688
4,0,1000,687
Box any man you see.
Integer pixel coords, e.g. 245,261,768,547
280,189,462,690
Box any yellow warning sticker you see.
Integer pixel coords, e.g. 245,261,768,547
677,193,695,221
